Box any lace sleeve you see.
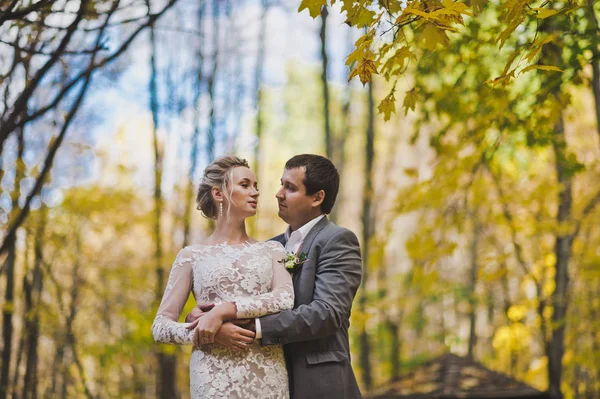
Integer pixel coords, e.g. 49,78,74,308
235,242,294,319
151,247,195,345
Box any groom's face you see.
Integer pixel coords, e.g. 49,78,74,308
276,167,317,230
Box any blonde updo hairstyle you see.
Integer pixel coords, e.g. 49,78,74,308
196,155,250,220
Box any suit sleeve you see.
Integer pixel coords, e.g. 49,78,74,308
259,229,362,345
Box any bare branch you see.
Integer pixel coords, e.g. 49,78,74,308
0,0,54,26
0,0,89,152
0,38,108,56
0,0,179,257
1,0,178,155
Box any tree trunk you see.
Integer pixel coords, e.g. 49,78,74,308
329,30,354,223
230,0,245,151
586,0,600,139
206,0,220,164
389,315,402,380
0,124,26,399
250,0,268,236
549,116,572,399
467,220,480,360
540,19,571,398
22,206,46,399
147,11,177,398
320,5,332,159
1,243,16,399
358,80,375,391
183,1,206,247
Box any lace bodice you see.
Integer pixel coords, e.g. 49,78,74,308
152,240,294,398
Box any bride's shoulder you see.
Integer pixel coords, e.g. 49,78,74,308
178,243,210,255
261,240,285,252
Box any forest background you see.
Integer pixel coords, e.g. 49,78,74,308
1,0,599,398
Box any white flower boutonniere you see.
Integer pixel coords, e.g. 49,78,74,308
279,251,308,274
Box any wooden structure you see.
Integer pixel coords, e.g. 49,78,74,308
369,353,549,399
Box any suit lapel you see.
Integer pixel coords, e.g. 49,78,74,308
298,216,329,256
292,216,329,290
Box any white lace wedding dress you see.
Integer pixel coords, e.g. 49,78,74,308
152,241,294,398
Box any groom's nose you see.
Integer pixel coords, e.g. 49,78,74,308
275,187,284,199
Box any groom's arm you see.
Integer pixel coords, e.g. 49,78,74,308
259,228,362,345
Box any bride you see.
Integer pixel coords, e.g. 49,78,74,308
152,156,294,398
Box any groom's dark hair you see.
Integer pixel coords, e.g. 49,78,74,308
285,154,339,214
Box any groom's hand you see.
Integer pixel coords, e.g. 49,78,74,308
232,319,256,332
214,322,255,351
185,304,214,323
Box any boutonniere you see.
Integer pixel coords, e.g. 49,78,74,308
279,251,308,274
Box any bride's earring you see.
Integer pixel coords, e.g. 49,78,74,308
219,201,223,218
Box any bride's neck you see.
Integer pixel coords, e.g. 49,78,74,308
208,218,250,244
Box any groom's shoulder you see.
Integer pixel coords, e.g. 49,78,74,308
319,221,359,245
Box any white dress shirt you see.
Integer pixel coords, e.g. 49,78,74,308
255,215,325,339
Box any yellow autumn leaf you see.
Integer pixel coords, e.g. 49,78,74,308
525,34,557,63
537,65,563,72
531,7,559,19
497,15,524,49
348,57,378,85
520,64,563,74
346,48,375,67
441,0,473,15
382,46,416,77
346,30,374,66
380,0,402,13
403,87,419,115
402,6,442,22
347,7,376,27
298,0,327,18
377,89,396,121
432,0,473,21
419,23,449,51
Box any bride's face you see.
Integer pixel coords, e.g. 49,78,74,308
223,166,259,218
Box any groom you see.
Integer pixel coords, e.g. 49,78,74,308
188,154,363,398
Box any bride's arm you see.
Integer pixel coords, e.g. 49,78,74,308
234,242,294,319
151,247,196,345
191,243,293,345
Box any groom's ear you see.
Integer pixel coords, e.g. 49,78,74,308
311,190,325,208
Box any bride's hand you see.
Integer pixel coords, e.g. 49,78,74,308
192,312,224,346
191,302,237,346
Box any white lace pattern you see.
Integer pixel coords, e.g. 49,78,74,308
152,241,293,398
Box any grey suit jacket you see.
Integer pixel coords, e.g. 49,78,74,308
260,216,363,399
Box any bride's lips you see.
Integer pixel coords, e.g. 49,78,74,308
249,201,257,208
